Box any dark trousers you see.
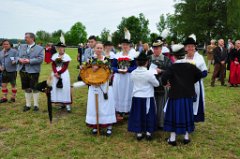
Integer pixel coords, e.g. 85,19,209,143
211,63,226,85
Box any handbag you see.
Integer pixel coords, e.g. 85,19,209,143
56,77,63,88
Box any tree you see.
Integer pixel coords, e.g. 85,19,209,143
156,14,167,34
227,0,240,39
65,22,87,46
113,13,150,45
162,0,231,43
50,29,64,44
36,30,51,44
100,28,110,43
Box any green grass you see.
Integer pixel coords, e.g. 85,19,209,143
0,48,239,159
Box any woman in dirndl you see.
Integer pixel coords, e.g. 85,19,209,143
162,44,202,146
85,42,116,136
51,42,72,112
184,36,207,122
112,39,137,120
128,52,159,141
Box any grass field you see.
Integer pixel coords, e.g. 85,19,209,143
0,48,239,159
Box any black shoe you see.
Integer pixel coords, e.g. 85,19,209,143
136,134,144,141
33,106,39,112
23,106,31,112
221,83,227,86
9,98,15,103
146,134,153,141
166,138,177,146
92,129,98,135
0,98,8,103
183,139,191,145
106,129,112,137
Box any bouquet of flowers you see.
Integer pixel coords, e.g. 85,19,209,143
55,57,63,66
118,57,131,70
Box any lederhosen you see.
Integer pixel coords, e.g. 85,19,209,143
20,44,40,90
1,50,17,85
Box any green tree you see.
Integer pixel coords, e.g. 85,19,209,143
51,29,64,44
113,13,150,45
100,28,110,43
65,22,87,46
36,30,51,44
156,14,167,34
165,0,230,43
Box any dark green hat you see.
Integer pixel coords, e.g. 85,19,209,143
55,42,66,47
183,37,197,45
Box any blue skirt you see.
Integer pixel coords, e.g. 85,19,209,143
128,97,157,133
194,81,205,122
164,98,195,135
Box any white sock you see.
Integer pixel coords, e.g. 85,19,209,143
33,93,39,107
25,93,32,107
146,132,151,136
66,105,71,111
137,133,143,137
170,132,176,141
184,132,189,140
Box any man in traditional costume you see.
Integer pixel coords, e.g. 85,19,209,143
0,40,18,103
149,39,172,129
206,40,217,73
211,39,228,87
83,36,97,62
17,33,44,112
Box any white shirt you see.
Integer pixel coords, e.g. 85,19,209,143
131,67,159,98
27,42,35,53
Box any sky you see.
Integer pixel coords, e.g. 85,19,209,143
0,0,175,39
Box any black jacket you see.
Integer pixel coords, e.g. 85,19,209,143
213,46,228,64
162,62,202,99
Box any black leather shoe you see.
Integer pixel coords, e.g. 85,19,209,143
166,138,177,146
9,98,15,103
106,129,112,137
33,106,39,112
146,134,152,141
23,106,31,112
136,134,144,141
0,98,8,103
92,129,98,135
183,139,191,145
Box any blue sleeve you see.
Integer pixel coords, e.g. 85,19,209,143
202,70,208,78
111,59,119,73
127,59,137,73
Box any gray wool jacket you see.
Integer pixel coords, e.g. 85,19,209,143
17,44,44,73
0,48,18,72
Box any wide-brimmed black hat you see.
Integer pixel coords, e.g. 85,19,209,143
55,42,66,47
121,38,131,44
170,44,186,56
183,37,197,45
135,52,149,61
104,41,113,46
152,39,163,47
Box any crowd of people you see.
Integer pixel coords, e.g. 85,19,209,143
0,32,239,146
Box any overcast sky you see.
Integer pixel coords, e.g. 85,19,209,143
0,0,175,39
